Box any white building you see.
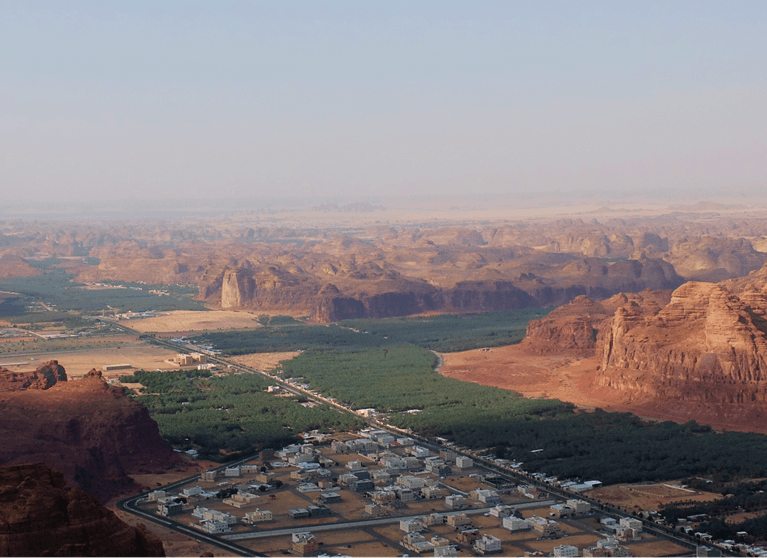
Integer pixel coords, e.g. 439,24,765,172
567,499,591,515
146,490,166,501
244,509,273,522
474,534,502,554
400,518,425,533
471,489,500,504
224,466,241,477
346,459,364,471
402,532,434,554
553,544,579,557
503,516,529,532
434,545,459,557
182,486,204,497
199,520,231,533
620,517,643,531
445,494,467,510
455,456,474,469
411,446,430,458
398,475,426,490
489,505,514,518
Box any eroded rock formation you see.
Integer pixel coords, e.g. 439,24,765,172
0,463,164,557
5,210,767,320
0,360,67,391
521,267,767,429
0,364,180,500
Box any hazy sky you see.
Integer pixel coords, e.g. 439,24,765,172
1,1,766,204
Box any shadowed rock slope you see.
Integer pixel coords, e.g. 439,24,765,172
0,363,180,500
0,463,164,556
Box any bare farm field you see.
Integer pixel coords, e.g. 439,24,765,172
626,539,691,556
124,310,263,333
590,482,721,512
5,342,178,379
230,352,301,372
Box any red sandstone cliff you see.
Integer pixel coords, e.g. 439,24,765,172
520,273,767,430
0,463,164,557
0,363,180,500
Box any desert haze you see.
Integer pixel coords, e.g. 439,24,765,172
3,198,767,555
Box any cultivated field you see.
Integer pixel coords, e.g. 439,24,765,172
124,310,263,333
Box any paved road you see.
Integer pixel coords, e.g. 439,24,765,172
116,453,266,557
223,500,556,541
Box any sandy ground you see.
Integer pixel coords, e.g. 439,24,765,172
439,345,606,407
1,342,178,379
230,352,301,371
439,344,767,432
125,310,263,333
626,539,691,556
589,483,721,512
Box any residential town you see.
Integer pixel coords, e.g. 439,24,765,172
132,428,704,557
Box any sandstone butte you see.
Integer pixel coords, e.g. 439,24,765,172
0,462,165,557
517,264,767,431
0,361,180,501
6,215,767,321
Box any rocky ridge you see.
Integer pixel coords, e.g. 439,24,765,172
5,214,767,320
0,360,67,391
0,363,180,500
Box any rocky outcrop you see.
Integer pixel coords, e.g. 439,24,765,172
0,360,67,391
445,281,535,313
0,463,165,556
214,256,682,321
521,291,672,356
663,237,767,281
522,296,610,356
596,282,767,407
517,279,767,429
221,268,253,309
0,365,180,500
0,254,42,278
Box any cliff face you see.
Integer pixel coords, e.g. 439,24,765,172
221,268,253,309
521,277,767,429
597,282,767,406
0,364,179,500
213,255,682,322
0,463,164,557
521,291,671,356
